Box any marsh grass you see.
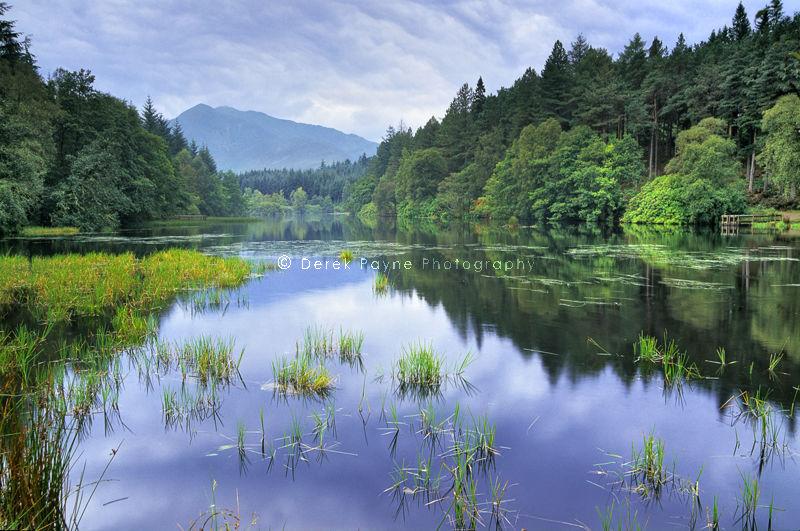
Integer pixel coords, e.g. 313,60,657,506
0,249,262,324
337,328,364,362
177,336,243,385
272,352,335,397
373,273,390,296
392,342,475,400
737,470,760,528
296,325,365,367
596,499,646,531
0,387,113,531
632,333,700,385
385,400,504,528
0,250,264,528
629,431,668,495
339,250,354,264
723,389,788,462
395,341,446,387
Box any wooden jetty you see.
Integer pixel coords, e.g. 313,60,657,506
720,213,782,235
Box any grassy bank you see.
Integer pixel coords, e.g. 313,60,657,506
0,249,272,323
0,249,270,526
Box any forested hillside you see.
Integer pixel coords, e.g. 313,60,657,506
347,1,800,224
0,3,243,235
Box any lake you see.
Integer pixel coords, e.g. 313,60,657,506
3,217,799,530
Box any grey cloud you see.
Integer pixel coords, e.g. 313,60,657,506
13,0,772,142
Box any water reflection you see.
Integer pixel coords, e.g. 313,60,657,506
3,217,800,529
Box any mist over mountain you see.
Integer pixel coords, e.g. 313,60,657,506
172,104,378,172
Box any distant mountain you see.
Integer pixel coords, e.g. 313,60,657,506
171,104,378,173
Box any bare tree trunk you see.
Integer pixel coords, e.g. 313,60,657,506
654,123,659,177
748,130,756,193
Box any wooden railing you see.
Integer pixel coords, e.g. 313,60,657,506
720,213,781,227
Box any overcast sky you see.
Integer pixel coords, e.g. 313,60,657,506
12,0,774,142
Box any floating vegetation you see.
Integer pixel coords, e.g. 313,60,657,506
659,277,733,291
567,242,800,271
19,226,80,237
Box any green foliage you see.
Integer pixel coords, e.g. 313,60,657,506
242,188,290,216
483,121,643,223
0,97,50,236
289,186,308,214
759,94,800,199
240,156,368,206
395,147,448,203
623,173,746,225
624,118,746,224
665,118,740,184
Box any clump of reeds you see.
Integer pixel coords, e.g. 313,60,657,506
391,342,475,399
272,352,335,396
724,388,787,454
337,328,364,360
629,430,668,493
296,325,364,365
373,273,390,295
0,388,89,530
394,341,446,386
339,250,354,264
176,336,243,385
633,332,700,384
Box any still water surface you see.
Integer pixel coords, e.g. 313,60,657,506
4,217,800,530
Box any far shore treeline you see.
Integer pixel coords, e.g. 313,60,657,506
2,2,799,236
344,1,800,225
0,2,246,235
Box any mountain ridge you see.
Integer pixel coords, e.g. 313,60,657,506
171,104,377,173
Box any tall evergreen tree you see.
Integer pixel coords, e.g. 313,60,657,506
732,2,752,40
540,40,573,126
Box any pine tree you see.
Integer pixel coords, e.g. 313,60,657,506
568,34,589,65
541,40,573,126
473,76,486,114
0,2,24,64
732,2,752,41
